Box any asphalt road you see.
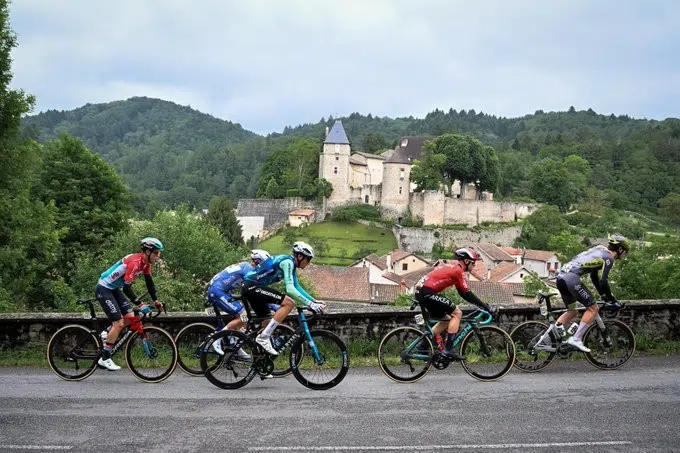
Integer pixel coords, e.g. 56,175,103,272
0,356,679,453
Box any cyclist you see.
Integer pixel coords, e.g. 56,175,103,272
554,234,631,352
95,237,165,371
206,249,271,357
242,241,326,355
414,248,497,361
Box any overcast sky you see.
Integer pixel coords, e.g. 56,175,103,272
9,0,680,134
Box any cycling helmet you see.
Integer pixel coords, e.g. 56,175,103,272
454,248,479,262
292,241,314,259
608,234,631,253
250,249,271,263
141,237,164,252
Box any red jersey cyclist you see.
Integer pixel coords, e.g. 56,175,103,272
95,237,165,370
414,248,498,361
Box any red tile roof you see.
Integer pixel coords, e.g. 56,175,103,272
501,282,527,296
488,262,522,282
500,247,522,256
370,284,402,303
475,243,515,262
289,209,316,217
300,264,370,302
523,250,558,262
468,281,516,306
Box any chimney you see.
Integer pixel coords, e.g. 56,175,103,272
386,252,392,271
325,126,329,137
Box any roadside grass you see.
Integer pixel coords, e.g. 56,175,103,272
3,335,679,369
258,221,397,266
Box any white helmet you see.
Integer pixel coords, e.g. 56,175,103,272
292,241,314,259
250,249,271,263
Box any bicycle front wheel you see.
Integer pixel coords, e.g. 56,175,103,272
510,321,556,373
201,330,257,389
290,330,349,390
47,324,99,381
460,325,515,382
583,320,636,370
125,326,178,383
175,322,216,376
378,326,433,383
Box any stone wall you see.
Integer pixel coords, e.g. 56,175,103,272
394,225,523,253
2,300,678,348
408,191,537,226
236,197,324,230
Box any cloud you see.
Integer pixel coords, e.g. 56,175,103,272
9,0,680,134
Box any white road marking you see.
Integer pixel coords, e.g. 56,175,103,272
1,446,73,451
248,441,633,451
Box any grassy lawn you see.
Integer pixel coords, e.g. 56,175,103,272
258,221,397,266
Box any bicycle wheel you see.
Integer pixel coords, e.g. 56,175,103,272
175,322,216,376
290,330,349,390
583,320,636,370
378,326,433,383
125,326,178,383
460,325,515,382
267,323,297,378
47,324,100,381
510,321,557,373
201,330,257,389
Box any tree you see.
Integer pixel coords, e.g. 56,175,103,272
36,134,131,275
548,231,584,263
515,205,569,250
529,159,574,212
264,177,283,199
659,192,680,226
206,196,243,246
362,132,389,153
410,152,446,192
0,1,61,310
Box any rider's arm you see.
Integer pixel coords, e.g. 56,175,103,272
279,259,314,306
592,258,615,300
456,288,492,311
144,274,158,302
292,271,315,303
122,283,138,302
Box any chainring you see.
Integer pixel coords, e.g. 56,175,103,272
254,356,274,376
431,352,450,370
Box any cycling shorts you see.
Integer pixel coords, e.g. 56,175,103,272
415,287,456,319
556,272,595,309
95,284,131,322
241,282,285,318
206,285,244,315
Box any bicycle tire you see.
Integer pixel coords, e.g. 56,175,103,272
583,319,636,370
175,322,216,376
290,329,349,390
47,324,100,381
125,326,178,383
510,321,557,373
377,326,433,384
460,325,515,382
201,330,257,389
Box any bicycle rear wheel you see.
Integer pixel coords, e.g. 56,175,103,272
460,325,515,382
583,320,636,370
377,326,433,383
47,324,99,381
510,321,557,372
125,326,178,383
290,330,349,390
175,322,216,376
201,330,257,389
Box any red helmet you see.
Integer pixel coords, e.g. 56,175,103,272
454,248,479,262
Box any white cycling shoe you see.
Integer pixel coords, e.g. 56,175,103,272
566,336,591,353
236,348,251,360
255,335,279,355
212,338,224,356
98,357,121,371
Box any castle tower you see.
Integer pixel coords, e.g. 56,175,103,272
381,136,429,220
319,120,352,208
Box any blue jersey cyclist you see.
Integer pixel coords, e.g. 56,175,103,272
242,241,326,355
206,249,271,356
555,234,631,352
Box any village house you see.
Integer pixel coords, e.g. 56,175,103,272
288,208,316,227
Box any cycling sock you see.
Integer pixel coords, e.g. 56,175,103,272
102,342,114,360
573,322,589,340
260,320,279,339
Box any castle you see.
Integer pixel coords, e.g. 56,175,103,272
319,120,535,224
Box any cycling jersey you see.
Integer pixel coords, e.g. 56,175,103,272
244,255,314,306
206,262,253,314
559,245,615,300
98,253,151,289
417,262,470,293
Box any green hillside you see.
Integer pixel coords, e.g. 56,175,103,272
258,222,397,266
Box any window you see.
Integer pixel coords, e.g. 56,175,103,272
333,167,338,175
546,263,550,271
335,155,339,161
400,168,405,180
401,138,408,147
364,195,369,203
520,273,524,278
399,186,403,194
402,263,408,271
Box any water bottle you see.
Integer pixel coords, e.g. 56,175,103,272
567,322,578,336
538,299,548,316
434,334,444,351
554,324,565,338
100,326,110,342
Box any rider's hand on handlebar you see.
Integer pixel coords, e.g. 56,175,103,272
488,306,499,319
138,304,152,314
309,301,327,315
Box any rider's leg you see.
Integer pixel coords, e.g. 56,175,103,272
555,275,579,335
243,285,287,355
565,283,596,352
262,297,294,337
573,304,599,341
